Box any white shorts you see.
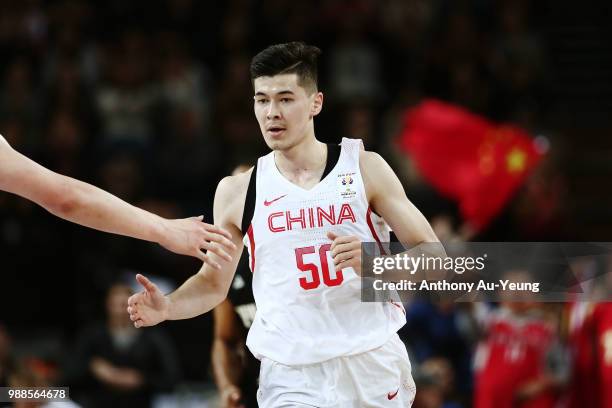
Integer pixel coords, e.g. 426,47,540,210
257,333,416,408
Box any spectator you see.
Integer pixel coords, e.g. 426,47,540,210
63,282,180,407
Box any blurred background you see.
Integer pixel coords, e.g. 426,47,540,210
1,0,611,407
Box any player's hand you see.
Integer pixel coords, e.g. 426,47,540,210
159,216,236,268
220,384,245,408
327,231,362,275
127,274,170,328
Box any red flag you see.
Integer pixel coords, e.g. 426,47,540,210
397,99,544,231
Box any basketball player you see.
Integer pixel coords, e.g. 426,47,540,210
0,134,235,265
127,42,443,407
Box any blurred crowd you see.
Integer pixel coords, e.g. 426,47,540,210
0,0,597,407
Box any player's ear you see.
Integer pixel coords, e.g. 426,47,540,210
311,92,323,118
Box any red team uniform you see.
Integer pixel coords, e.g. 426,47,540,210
474,306,558,408
567,302,612,408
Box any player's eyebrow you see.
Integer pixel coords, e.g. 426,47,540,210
254,90,295,97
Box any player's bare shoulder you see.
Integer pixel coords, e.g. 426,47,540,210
214,167,254,229
358,149,389,200
358,150,386,172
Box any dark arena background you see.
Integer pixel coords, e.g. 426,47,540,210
1,1,612,407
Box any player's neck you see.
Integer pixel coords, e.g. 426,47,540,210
274,134,327,182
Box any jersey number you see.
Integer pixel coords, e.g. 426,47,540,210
295,244,344,290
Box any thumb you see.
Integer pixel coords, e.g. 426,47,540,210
136,274,157,293
327,231,338,241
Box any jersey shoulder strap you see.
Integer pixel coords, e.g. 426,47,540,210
322,143,341,179
241,163,257,235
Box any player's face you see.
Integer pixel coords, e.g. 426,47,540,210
253,73,322,151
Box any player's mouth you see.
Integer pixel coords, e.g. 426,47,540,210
266,126,286,137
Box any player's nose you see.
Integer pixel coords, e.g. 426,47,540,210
266,101,281,119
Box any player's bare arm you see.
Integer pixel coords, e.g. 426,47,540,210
127,170,251,327
329,150,445,275
0,134,235,262
213,299,247,408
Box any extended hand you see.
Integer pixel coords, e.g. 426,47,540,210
159,216,236,268
127,274,170,328
327,231,362,275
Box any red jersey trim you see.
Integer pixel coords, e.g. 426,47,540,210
391,301,406,315
246,224,256,273
366,206,386,255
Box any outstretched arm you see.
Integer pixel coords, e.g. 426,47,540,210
127,174,248,327
0,134,235,262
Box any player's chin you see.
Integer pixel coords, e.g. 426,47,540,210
264,136,289,151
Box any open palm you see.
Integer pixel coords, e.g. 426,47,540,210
127,274,170,328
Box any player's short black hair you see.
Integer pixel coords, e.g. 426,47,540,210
250,42,321,94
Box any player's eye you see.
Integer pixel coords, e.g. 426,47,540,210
255,99,268,104
280,98,292,103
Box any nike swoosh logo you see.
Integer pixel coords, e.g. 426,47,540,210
387,388,399,400
264,194,287,206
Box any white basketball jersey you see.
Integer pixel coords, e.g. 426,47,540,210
243,138,406,365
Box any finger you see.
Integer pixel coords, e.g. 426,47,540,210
327,233,359,251
129,312,140,322
333,249,360,265
202,221,233,240
200,253,221,270
127,294,140,307
128,305,139,317
204,230,237,251
136,274,157,293
331,235,360,246
201,241,232,262
326,231,338,242
331,241,360,258
336,257,359,269
134,319,144,328
195,250,207,264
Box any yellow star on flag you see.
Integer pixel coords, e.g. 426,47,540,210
506,148,527,173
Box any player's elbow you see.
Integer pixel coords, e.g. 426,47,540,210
430,241,447,258
41,180,81,218
199,270,232,306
